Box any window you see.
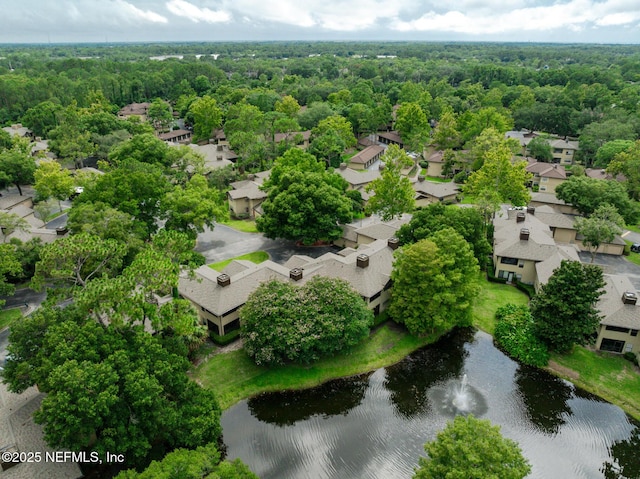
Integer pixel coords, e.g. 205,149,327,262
500,257,518,265
498,270,509,279
605,325,630,334
631,329,638,337
518,261,525,268
600,338,625,353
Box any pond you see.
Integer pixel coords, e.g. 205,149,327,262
220,329,640,479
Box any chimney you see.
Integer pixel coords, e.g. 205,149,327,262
290,268,303,281
248,174,256,181
217,144,223,151
216,155,223,161
622,291,638,305
388,237,399,250
527,206,535,215
217,274,231,287
520,228,530,241
339,162,347,170
516,211,526,223
357,254,370,268
418,175,425,182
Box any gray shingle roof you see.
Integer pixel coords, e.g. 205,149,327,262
534,245,581,285
598,274,640,329
412,180,459,199
494,207,557,261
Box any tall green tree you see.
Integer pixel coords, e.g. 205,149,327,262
312,115,357,149
394,102,430,154
0,211,30,242
607,140,640,201
0,243,21,305
575,203,624,263
527,136,553,162
595,139,634,168
413,415,531,479
0,141,37,196
33,160,74,210
365,144,415,221
556,175,639,224
163,174,228,239
390,228,480,336
463,138,531,207
396,202,491,265
189,95,223,142
146,98,173,131
531,260,605,353
431,110,462,150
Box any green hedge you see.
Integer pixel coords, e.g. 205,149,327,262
515,280,535,298
494,304,549,367
210,329,241,346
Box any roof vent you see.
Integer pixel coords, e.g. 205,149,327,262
622,291,638,305
516,211,526,223
418,174,425,182
339,162,347,170
248,174,256,181
290,268,303,281
216,155,223,161
217,144,223,151
520,228,530,241
527,206,535,215
217,274,231,287
388,237,400,250
357,254,370,268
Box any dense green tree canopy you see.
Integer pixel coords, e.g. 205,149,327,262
0,243,21,305
531,260,606,353
365,144,415,221
0,140,37,195
556,175,639,224
3,306,221,467
414,415,531,479
189,95,223,142
607,140,640,202
33,159,74,208
396,203,491,265
241,277,373,366
526,136,553,162
390,228,480,336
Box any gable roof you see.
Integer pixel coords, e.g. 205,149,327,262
178,239,395,316
412,179,459,199
534,244,581,285
350,145,385,165
598,274,640,329
334,166,381,188
526,160,567,179
494,207,557,261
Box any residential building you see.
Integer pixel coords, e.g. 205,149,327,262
348,145,384,170
334,164,380,203
377,130,404,149
594,275,640,362
227,172,269,219
412,176,459,207
178,238,397,335
273,130,311,150
550,138,579,165
425,150,445,177
117,102,150,121
526,160,567,193
2,123,33,139
529,192,580,215
158,129,192,144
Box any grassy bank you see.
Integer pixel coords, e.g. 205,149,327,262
193,323,439,410
472,275,530,334
548,347,640,421
208,251,269,271
0,308,21,331
221,219,259,233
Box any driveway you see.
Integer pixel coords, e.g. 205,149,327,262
195,223,337,264
578,251,640,290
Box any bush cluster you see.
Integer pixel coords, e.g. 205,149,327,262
494,303,549,367
241,277,373,366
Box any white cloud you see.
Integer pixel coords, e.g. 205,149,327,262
390,0,640,34
116,0,168,23
166,0,231,23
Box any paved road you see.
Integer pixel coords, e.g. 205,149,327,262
0,288,46,309
195,223,337,264
578,251,640,290
621,229,640,245
44,212,68,230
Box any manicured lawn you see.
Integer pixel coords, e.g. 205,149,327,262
472,275,530,334
209,251,269,271
221,219,259,233
626,224,640,234
193,323,439,410
460,195,477,205
425,176,451,183
624,240,640,266
0,308,22,331
549,346,640,421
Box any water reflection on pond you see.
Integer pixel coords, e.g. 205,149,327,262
221,329,639,479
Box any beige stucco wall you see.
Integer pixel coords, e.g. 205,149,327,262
493,255,538,284
596,325,640,361
552,148,576,165
228,197,264,219
537,177,565,194
576,240,624,256
552,228,576,243
427,162,444,177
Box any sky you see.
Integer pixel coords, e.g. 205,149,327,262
1,0,639,44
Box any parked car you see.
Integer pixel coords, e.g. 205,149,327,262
631,243,640,253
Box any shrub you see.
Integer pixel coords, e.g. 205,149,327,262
623,351,639,366
210,328,241,346
494,304,549,367
515,280,535,298
419,160,429,169
453,171,468,184
241,277,373,365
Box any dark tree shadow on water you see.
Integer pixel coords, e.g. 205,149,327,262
383,327,472,418
602,427,640,479
514,364,573,435
247,374,371,426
